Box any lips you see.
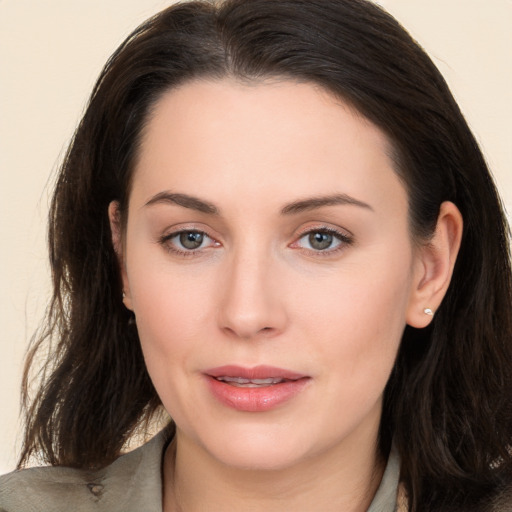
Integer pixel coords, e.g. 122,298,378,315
204,365,310,412
215,376,287,387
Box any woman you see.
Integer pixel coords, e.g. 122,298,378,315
1,0,511,510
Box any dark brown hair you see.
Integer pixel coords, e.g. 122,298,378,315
20,1,512,510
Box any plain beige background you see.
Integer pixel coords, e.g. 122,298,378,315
1,0,510,473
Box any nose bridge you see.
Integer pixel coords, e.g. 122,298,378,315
218,241,286,339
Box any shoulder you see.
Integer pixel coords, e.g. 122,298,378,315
0,428,172,512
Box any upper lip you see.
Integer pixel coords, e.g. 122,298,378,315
205,365,307,381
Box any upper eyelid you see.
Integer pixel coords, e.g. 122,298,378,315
160,226,350,238
162,229,217,245
294,224,353,239
161,224,216,239
296,229,351,243
161,228,207,240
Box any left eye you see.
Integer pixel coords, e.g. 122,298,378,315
296,230,346,251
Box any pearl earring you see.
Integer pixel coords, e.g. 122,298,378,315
424,308,434,316
122,291,126,299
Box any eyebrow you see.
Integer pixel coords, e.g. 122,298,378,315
144,192,219,215
143,191,373,216
281,194,373,214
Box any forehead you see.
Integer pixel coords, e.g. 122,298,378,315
131,78,406,217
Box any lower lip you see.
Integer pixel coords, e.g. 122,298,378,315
205,376,310,412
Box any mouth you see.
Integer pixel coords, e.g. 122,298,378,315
206,365,306,380
204,365,310,412
212,376,294,388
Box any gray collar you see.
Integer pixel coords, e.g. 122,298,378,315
367,446,400,511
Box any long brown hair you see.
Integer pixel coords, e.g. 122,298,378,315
20,1,512,510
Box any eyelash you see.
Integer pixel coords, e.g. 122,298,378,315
158,226,353,258
159,229,219,257
292,226,353,256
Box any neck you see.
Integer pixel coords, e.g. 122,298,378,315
163,426,385,512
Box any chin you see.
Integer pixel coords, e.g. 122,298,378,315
192,420,322,472
211,441,308,472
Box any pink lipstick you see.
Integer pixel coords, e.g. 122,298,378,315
204,365,310,412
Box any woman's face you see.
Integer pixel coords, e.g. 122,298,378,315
117,79,425,470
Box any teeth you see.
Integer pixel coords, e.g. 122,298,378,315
216,376,285,386
252,378,283,385
217,377,251,384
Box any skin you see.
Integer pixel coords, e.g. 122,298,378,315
109,79,462,511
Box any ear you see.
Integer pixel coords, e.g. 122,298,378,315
406,201,463,328
108,201,133,311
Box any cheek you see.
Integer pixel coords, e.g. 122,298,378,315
132,271,214,350
124,239,219,376
297,255,412,393
128,266,218,423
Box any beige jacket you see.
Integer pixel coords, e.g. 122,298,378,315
0,430,401,512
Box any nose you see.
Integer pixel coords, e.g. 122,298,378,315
217,247,288,340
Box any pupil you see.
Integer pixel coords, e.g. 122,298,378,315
180,232,204,249
309,232,332,250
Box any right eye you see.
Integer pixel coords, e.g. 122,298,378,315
160,229,219,255
176,231,207,250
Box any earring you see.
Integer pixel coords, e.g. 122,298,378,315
122,291,126,299
424,308,434,316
